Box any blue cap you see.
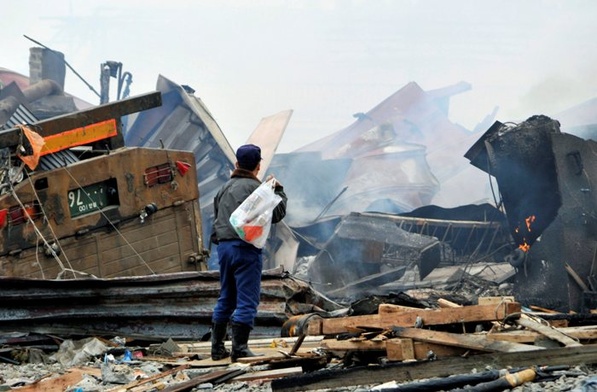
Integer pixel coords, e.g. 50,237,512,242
236,144,262,170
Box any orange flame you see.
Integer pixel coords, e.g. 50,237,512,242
517,215,536,253
525,215,536,232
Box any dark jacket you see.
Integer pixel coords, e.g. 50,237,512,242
212,168,287,243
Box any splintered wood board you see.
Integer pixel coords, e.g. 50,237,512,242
314,302,521,335
391,327,544,353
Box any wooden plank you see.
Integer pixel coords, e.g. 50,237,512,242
386,339,470,361
179,336,324,353
316,302,521,335
399,338,415,360
9,367,101,392
378,302,521,328
528,305,561,313
565,263,590,292
235,349,325,365
545,319,569,328
478,296,516,306
147,358,230,368
271,344,597,392
230,367,303,382
235,349,298,364
437,298,462,308
319,314,381,336
547,325,597,341
307,316,323,335
391,327,544,353
487,329,542,344
321,339,387,352
183,346,320,366
516,317,583,347
161,369,244,392
106,365,189,392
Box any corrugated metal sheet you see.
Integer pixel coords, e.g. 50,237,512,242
38,149,79,170
0,267,343,339
3,104,38,130
3,104,80,170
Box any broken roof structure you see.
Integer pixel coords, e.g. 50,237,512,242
293,80,496,210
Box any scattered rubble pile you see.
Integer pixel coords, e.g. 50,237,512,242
2,294,597,391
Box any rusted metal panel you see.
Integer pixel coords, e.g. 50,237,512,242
524,132,597,311
0,148,199,246
0,200,203,279
0,146,204,278
466,117,562,249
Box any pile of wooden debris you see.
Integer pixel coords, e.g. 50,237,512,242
3,295,597,391
270,295,597,390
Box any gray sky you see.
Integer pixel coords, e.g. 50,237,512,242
3,0,597,152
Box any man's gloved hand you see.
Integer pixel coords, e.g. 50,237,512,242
265,174,282,188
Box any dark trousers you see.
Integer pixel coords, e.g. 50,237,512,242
212,239,263,327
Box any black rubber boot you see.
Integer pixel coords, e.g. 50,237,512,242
230,321,262,361
211,322,230,360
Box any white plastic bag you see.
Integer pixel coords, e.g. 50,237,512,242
229,178,282,248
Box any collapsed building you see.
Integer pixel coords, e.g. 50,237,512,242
3,41,597,392
0,44,596,349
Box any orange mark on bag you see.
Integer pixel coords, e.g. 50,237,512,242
243,225,263,241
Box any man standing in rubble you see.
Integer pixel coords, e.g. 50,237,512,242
210,144,287,361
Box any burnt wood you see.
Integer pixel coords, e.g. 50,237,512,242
271,344,597,391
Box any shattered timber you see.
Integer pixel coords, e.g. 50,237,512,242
0,46,597,390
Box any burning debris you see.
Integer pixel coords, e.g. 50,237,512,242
466,115,597,313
